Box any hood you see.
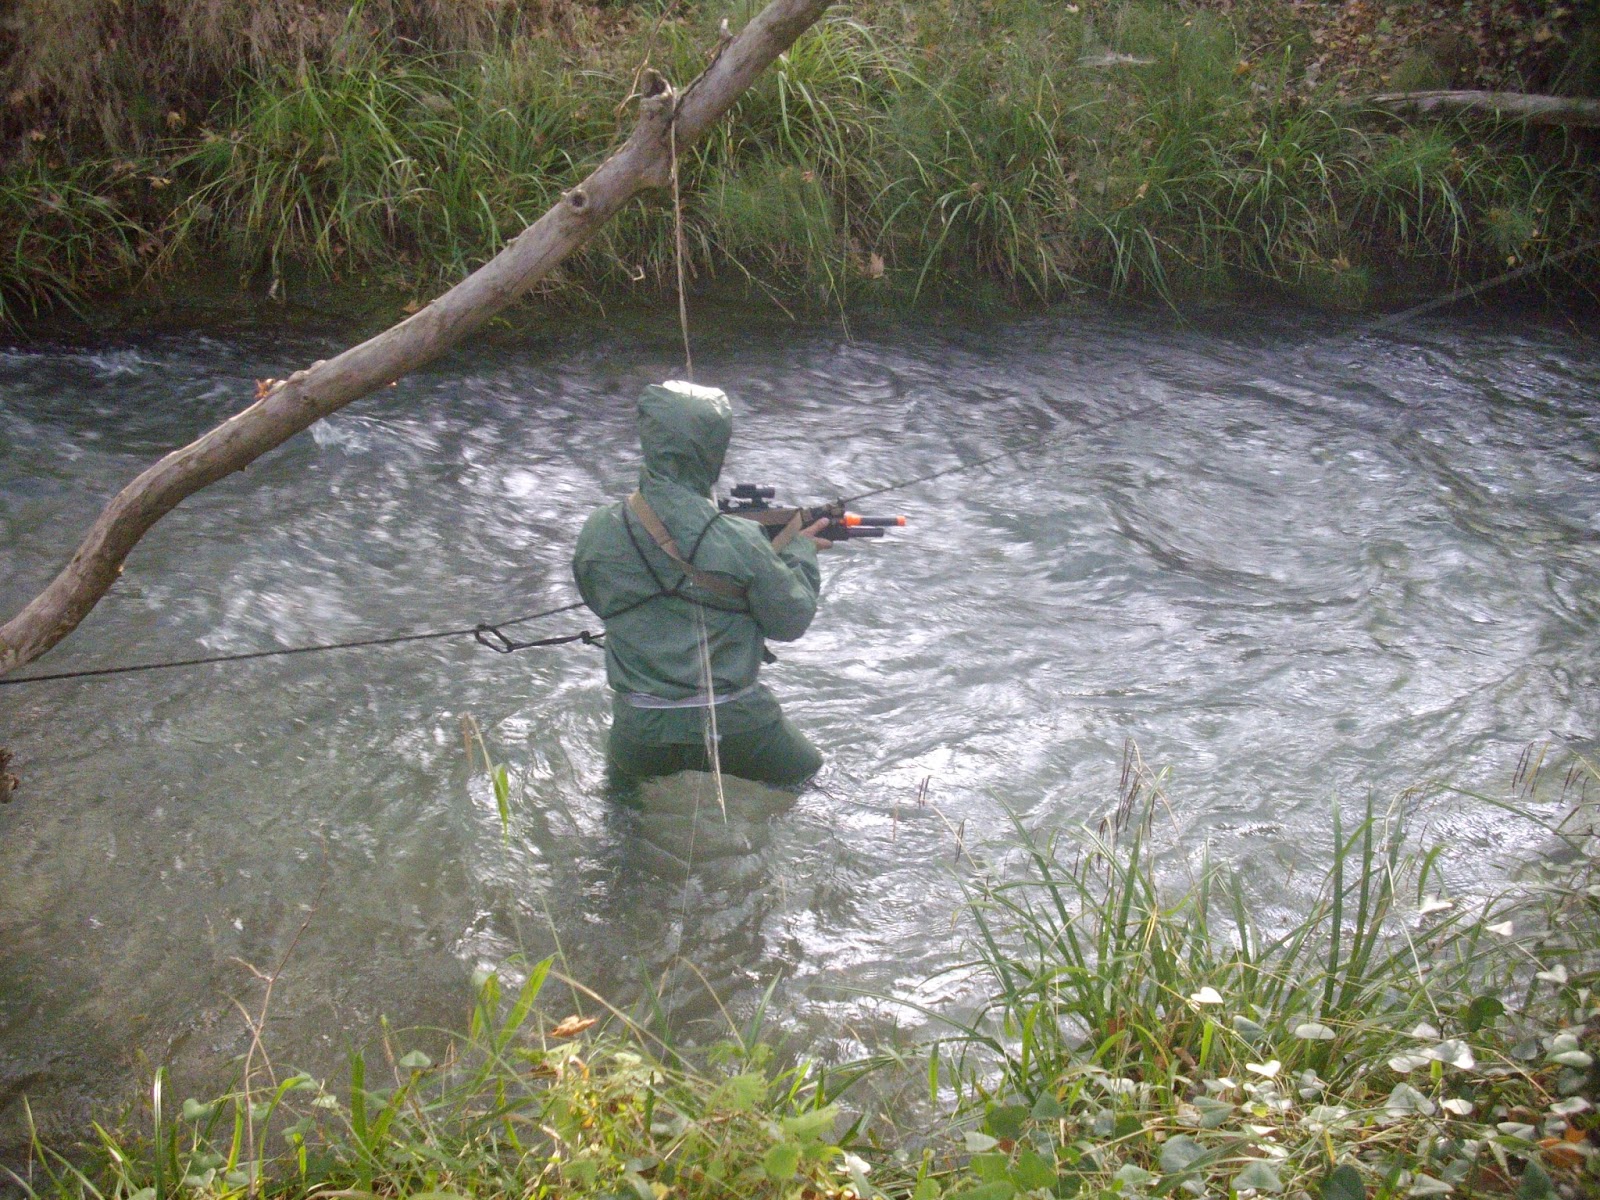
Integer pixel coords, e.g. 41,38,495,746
637,380,732,497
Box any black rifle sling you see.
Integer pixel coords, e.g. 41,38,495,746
625,492,748,603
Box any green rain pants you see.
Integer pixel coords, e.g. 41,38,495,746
606,715,822,791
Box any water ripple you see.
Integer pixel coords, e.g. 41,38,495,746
0,305,1596,1147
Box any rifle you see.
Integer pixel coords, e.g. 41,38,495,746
718,484,905,542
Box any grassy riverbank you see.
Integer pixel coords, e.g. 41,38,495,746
10,759,1600,1200
0,0,1596,326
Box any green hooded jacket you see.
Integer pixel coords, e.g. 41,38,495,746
572,382,821,746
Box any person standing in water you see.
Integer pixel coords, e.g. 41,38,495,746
572,381,831,789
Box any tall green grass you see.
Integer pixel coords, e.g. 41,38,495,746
913,757,1600,1200
1,0,1596,323
8,958,874,1200
0,158,147,324
163,46,607,288
9,753,1600,1199
0,0,563,152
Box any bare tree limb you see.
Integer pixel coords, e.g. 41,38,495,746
0,0,835,677
1361,90,1600,128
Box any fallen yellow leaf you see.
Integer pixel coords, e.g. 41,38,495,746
550,1015,597,1039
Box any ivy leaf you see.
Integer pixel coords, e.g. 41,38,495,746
1011,1150,1057,1192
1232,1014,1268,1042
951,1183,1014,1200
1423,1040,1476,1070
1114,1164,1155,1188
1319,1164,1366,1200
1518,1160,1556,1200
985,1103,1031,1140
1031,1092,1067,1121
1409,1174,1452,1196
1234,1161,1283,1192
1388,1052,1431,1073
1160,1135,1205,1174
1386,1083,1437,1117
972,1153,1011,1183
1463,996,1505,1033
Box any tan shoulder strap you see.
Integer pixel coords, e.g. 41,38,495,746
626,492,747,602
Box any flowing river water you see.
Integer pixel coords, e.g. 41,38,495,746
0,303,1596,1151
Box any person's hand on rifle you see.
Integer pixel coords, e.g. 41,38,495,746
802,518,833,551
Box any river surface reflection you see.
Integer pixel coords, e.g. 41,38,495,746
1,303,1596,1151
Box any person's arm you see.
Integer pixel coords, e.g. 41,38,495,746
740,524,823,643
571,508,616,617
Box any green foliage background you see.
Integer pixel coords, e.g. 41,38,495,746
0,0,1595,324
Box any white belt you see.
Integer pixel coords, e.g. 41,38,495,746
622,681,760,710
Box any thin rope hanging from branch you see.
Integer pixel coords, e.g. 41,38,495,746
670,113,695,382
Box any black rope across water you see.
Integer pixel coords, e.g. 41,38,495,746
844,237,1600,508
3,237,1594,690
1303,237,1600,356
842,399,1166,507
0,397,1170,687
1,398,1159,688
0,601,590,687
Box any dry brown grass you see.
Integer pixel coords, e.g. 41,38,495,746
0,0,616,151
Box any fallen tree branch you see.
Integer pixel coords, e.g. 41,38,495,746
1361,89,1600,128
0,0,835,677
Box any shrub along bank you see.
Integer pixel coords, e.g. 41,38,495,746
0,0,1596,326
10,764,1600,1200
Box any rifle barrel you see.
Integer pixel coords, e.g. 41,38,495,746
825,524,886,540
